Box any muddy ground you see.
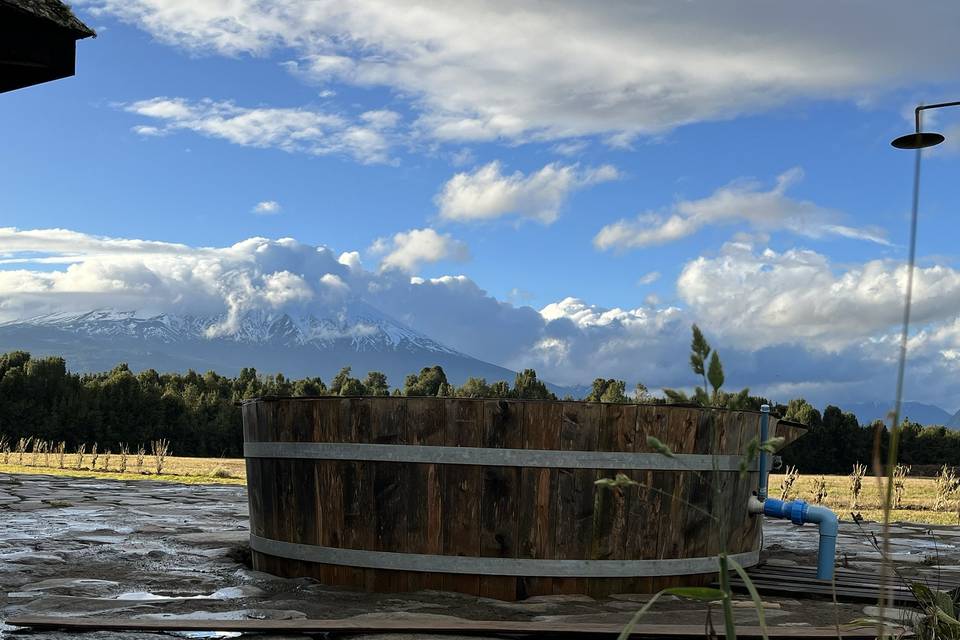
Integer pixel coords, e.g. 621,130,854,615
2,472,959,639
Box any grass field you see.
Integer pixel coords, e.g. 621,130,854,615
0,454,245,485
769,472,960,526
2,455,958,524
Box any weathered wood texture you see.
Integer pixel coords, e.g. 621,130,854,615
6,616,891,638
243,398,801,599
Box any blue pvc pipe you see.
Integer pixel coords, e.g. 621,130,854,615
762,498,838,580
758,404,770,500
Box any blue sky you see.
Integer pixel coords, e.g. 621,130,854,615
3,2,960,410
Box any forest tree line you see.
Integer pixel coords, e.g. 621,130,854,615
0,349,956,472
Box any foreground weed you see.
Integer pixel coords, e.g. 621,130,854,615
74,443,86,470
0,434,10,464
55,441,66,469
135,445,145,473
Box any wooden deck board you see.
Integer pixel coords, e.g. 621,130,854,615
6,616,899,638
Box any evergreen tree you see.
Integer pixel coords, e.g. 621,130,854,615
511,369,555,400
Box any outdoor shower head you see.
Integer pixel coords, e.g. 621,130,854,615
891,101,960,149
891,132,945,149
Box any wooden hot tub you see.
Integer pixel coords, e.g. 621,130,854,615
242,397,803,599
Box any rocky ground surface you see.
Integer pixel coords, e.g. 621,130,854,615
2,472,960,639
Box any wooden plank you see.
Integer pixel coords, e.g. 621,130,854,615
479,398,523,600
442,398,483,595
5,616,901,638
370,397,407,593
589,402,646,596
405,396,446,591
555,401,600,594
517,400,561,598
339,398,376,590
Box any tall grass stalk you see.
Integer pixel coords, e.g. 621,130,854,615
118,444,129,473
15,437,32,465
850,462,867,510
151,438,170,475
779,465,799,500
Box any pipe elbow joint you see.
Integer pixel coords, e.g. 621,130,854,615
805,504,839,538
755,498,838,581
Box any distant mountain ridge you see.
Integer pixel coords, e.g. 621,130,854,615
0,306,581,395
843,401,958,429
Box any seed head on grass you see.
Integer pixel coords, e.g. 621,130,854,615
136,445,145,473
0,434,9,464
102,449,111,472
55,442,66,469
75,443,86,470
89,443,99,470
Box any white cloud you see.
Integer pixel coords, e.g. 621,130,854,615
124,97,394,164
80,1,960,144
252,200,281,215
551,140,589,157
594,168,889,251
436,161,619,224
676,241,960,350
637,271,661,285
371,228,470,273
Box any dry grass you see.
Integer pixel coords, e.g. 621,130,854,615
771,472,960,525
0,454,246,485
0,457,957,522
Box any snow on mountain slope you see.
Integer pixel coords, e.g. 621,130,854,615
7,301,460,356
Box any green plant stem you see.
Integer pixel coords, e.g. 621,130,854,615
718,553,737,640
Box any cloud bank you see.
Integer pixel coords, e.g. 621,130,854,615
4,227,960,409
82,1,960,145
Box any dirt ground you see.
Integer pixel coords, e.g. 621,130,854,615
2,472,958,639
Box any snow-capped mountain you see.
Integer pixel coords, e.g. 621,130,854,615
15,302,459,355
0,304,521,388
